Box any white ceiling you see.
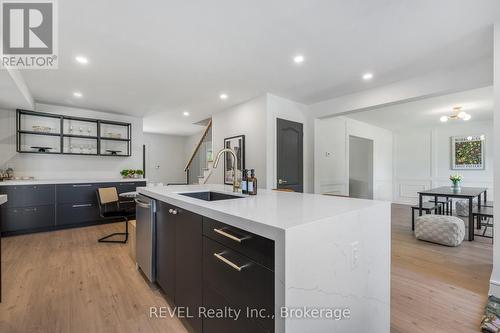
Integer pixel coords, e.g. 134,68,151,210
9,0,500,135
346,86,494,131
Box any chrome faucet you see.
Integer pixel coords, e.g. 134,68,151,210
213,148,239,192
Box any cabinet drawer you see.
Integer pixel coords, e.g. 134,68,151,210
203,237,274,332
56,183,97,204
1,205,55,232
203,286,271,333
56,203,100,225
117,181,146,194
0,185,55,208
203,217,274,270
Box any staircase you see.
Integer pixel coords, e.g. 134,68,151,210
184,119,213,184
198,160,213,184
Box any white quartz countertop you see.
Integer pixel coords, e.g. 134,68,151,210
138,184,387,232
0,178,147,186
0,194,7,205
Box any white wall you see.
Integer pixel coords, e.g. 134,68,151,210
143,133,188,184
394,121,494,204
209,94,313,192
314,116,393,201
0,103,144,179
491,22,500,298
210,95,268,186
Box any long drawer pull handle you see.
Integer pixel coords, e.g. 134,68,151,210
213,228,250,243
72,204,92,208
214,252,248,272
72,184,92,187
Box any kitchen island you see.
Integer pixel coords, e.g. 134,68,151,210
138,184,390,333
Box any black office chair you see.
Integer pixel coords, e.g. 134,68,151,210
96,187,134,243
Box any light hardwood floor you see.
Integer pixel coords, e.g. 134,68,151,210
0,223,188,333
391,204,492,333
0,204,493,333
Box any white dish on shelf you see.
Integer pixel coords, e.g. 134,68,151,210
32,125,52,133
106,132,122,139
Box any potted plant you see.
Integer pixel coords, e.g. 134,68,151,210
128,169,136,178
135,169,144,178
120,169,130,178
450,174,463,191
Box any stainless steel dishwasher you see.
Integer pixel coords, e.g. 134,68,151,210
135,194,157,282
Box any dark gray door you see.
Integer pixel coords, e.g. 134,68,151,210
277,118,303,192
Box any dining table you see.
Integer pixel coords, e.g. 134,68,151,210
418,186,488,241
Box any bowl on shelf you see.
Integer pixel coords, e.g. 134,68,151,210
106,133,122,139
31,146,53,153
32,125,52,133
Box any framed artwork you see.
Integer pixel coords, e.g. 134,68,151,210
451,135,485,170
223,135,245,185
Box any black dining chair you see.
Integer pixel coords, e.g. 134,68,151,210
96,187,134,243
473,206,494,239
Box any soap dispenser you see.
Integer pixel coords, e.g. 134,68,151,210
241,169,248,194
249,169,257,195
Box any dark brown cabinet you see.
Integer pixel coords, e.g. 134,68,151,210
156,201,176,298
0,181,146,235
1,205,55,232
155,205,275,333
174,207,203,332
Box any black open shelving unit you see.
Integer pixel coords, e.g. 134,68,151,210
16,109,132,157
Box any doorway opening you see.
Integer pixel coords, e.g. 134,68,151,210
348,135,374,199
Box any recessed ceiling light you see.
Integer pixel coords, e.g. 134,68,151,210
362,72,374,81
73,91,83,98
75,56,88,64
293,54,305,64
463,114,471,121
219,93,228,100
440,116,448,122
183,111,190,116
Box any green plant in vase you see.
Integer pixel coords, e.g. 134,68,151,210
449,174,463,191
120,169,129,178
128,169,136,178
135,169,144,178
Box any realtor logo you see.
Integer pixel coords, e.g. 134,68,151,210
1,0,58,69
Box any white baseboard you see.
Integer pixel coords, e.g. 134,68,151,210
490,279,500,297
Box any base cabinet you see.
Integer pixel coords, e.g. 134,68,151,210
1,205,55,232
156,202,176,299
0,181,146,235
156,204,275,333
175,207,203,332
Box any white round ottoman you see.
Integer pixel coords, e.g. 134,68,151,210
414,215,465,246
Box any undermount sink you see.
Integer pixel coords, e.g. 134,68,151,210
178,191,244,201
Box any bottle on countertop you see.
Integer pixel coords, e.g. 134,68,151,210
241,169,248,194
248,169,257,195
